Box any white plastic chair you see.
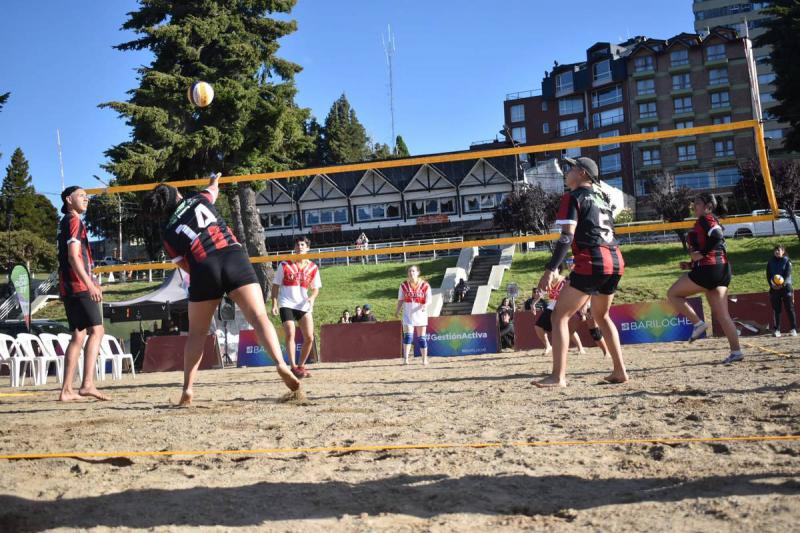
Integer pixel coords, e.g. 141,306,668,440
38,333,66,383
57,333,84,382
0,333,34,387
15,333,60,385
100,335,135,380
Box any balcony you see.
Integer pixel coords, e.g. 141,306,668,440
632,68,655,79
668,63,692,74
705,57,728,68
670,87,693,96
505,88,542,101
636,116,659,127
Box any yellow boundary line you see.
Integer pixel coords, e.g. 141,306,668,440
742,341,791,358
0,392,41,398
1,434,797,461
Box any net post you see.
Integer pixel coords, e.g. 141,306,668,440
754,122,780,217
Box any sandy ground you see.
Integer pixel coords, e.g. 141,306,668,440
0,335,798,532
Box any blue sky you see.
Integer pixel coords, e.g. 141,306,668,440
0,1,693,206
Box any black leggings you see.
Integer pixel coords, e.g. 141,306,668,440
770,288,797,331
499,322,515,349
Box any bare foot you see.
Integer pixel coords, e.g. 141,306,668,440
58,391,84,402
178,388,193,406
578,349,588,355
78,387,110,401
402,356,409,365
543,347,552,356
532,375,567,388
276,365,301,392
601,372,629,384
422,356,429,366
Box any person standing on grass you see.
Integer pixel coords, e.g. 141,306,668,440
667,193,742,364
535,157,628,388
767,244,797,337
57,186,109,402
395,265,432,365
143,174,300,405
271,236,321,379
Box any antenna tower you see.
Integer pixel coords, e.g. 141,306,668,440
382,25,397,151
56,129,65,191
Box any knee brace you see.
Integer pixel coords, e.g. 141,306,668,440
590,327,603,341
417,336,428,350
403,332,414,345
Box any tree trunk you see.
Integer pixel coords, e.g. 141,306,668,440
226,186,246,245
787,207,800,243
675,229,688,251
237,183,273,297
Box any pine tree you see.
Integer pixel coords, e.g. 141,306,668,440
101,1,314,292
372,142,392,160
0,92,8,113
0,148,57,240
393,135,410,158
757,1,800,151
319,94,371,164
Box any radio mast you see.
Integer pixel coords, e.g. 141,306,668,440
381,25,397,151
56,129,65,191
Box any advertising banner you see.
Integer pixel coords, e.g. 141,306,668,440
414,313,499,357
237,328,315,367
610,298,704,344
9,264,31,330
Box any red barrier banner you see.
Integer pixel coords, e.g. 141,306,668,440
321,321,402,362
142,335,221,372
712,290,799,336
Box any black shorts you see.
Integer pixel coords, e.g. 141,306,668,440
569,272,621,296
188,246,259,302
279,307,307,323
535,308,553,332
688,263,731,290
63,294,103,331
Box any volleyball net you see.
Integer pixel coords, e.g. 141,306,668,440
89,119,777,273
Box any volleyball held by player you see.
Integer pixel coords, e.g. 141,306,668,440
667,193,743,364
395,265,433,365
142,173,301,405
536,157,629,388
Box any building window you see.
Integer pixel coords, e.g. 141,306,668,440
712,115,732,125
673,96,693,114
670,49,689,67
555,71,574,96
542,122,550,134
462,193,508,214
677,144,697,162
636,79,655,95
407,197,456,217
592,107,624,128
675,172,712,190
708,68,728,86
714,139,735,157
755,54,770,65
640,125,659,133
510,104,525,123
541,101,548,111
764,128,785,139
711,91,730,109
303,207,348,226
639,102,657,119
563,147,581,158
559,118,580,136
763,110,778,121
355,202,401,222
592,85,623,107
558,97,584,115
672,73,692,90
511,126,527,144
716,167,742,187
675,120,694,129
600,153,622,174
635,179,654,196
707,43,726,61
604,177,623,190
598,129,620,151
634,55,654,73
261,211,297,229
760,92,776,104
593,59,612,84
642,148,661,166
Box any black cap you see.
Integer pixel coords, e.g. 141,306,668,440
561,157,599,181
60,185,81,214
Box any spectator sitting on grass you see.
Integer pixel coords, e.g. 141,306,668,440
353,305,364,323
361,304,377,322
339,310,351,324
454,279,469,303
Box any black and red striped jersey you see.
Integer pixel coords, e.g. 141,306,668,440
162,189,240,271
688,214,727,267
57,214,94,297
556,186,624,276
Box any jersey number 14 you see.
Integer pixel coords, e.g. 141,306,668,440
176,204,217,241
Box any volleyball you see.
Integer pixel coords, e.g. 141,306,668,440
773,274,785,286
187,81,214,107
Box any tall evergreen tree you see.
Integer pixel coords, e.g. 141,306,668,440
0,92,8,113
318,94,371,164
371,142,392,160
756,0,800,151
101,0,314,292
394,135,410,158
0,148,57,240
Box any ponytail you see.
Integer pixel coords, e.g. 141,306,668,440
142,184,180,223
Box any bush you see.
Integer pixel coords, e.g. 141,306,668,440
615,208,634,224
0,230,57,271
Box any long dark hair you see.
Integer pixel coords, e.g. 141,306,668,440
695,192,727,217
142,184,180,223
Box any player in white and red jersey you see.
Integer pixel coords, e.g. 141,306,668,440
271,236,321,378
530,261,585,357
394,265,433,365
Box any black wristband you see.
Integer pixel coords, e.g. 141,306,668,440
545,234,573,271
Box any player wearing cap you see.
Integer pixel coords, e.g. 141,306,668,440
143,174,300,405
271,236,321,379
57,186,109,402
535,157,628,388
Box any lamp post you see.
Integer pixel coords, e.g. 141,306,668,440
93,175,123,262
500,125,522,184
